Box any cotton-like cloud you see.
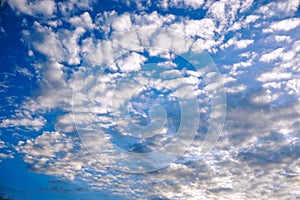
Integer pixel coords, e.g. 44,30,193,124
270,18,300,32
69,12,94,30
7,0,56,17
257,0,300,18
274,35,292,43
2,0,300,199
15,98,300,199
159,0,205,10
221,38,254,50
260,48,284,63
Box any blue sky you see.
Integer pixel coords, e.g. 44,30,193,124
0,0,300,199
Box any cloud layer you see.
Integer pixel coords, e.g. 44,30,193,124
1,0,300,199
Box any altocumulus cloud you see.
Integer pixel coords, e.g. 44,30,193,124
0,0,300,199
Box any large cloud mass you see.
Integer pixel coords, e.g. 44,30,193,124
1,0,300,199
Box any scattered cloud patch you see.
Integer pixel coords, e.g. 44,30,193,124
69,12,94,30
221,37,254,50
0,116,46,131
7,0,56,17
269,18,300,32
257,0,300,19
1,0,300,199
159,0,205,10
260,47,284,63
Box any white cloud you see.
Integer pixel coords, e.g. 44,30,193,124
239,51,257,59
16,131,85,180
255,40,300,106
117,52,146,72
225,83,247,94
30,0,56,17
269,18,300,32
239,0,254,13
274,35,292,43
7,0,29,14
69,12,94,30
111,13,132,32
235,39,254,49
221,37,254,50
0,152,14,162
19,132,73,158
61,27,86,65
24,22,66,61
204,0,254,34
16,66,34,79
41,61,65,88
251,88,280,105
0,116,46,131
81,38,115,67
228,14,260,32
257,0,300,18
0,153,11,159
184,18,215,39
245,15,260,24
8,0,56,17
206,1,227,27
15,98,300,199
257,71,292,82
232,61,252,70
159,0,204,10
30,61,73,111
270,47,296,63
286,79,300,95
260,47,284,63
57,0,93,16
0,140,14,162
4,1,300,199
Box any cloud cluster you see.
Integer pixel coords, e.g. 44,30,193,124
1,0,300,199
8,0,56,17
15,99,300,199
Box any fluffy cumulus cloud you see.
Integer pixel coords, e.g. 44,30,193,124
1,0,300,199
269,18,300,32
16,132,85,180
221,37,254,50
8,0,56,17
258,0,300,19
0,116,45,131
69,12,94,30
159,0,205,10
14,101,300,199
